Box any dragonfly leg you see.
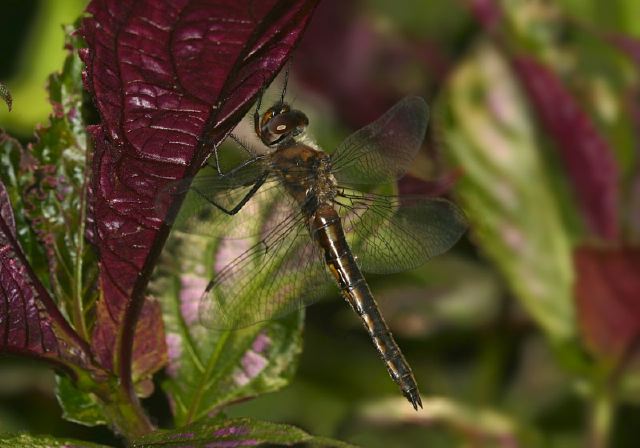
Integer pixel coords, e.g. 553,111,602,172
228,133,256,158
192,171,269,216
279,59,292,104
253,84,266,137
213,142,224,175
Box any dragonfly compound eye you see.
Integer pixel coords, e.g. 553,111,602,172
260,106,309,146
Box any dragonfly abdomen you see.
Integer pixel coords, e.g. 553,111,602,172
309,204,423,410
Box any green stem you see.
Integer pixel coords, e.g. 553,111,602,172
90,377,155,439
69,362,154,440
184,330,232,425
588,388,613,448
71,145,91,341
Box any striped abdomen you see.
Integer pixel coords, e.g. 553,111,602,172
309,204,422,410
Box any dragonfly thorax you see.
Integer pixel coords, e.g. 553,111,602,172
271,144,337,210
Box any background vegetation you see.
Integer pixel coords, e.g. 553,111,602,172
1,0,639,447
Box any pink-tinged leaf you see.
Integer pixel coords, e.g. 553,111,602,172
131,417,353,447
466,0,503,33
398,171,462,197
81,0,319,393
606,33,640,68
628,89,640,237
511,56,620,241
574,246,640,362
0,180,91,373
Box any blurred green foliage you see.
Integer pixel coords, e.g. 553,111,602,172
0,0,86,137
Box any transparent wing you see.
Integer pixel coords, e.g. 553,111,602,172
335,189,466,274
157,157,290,239
199,207,335,330
157,157,321,239
330,96,429,186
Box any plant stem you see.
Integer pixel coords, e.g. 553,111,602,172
71,145,91,341
588,388,613,448
92,378,155,439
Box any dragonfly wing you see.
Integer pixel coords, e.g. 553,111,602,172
157,158,292,239
336,190,467,274
330,97,429,186
199,208,335,330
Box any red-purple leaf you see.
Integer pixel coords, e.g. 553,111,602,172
0,180,91,373
294,2,397,127
81,0,319,393
606,32,640,68
574,246,640,362
398,171,462,197
91,294,167,390
628,89,640,238
511,56,620,241
466,0,503,33
605,33,640,238
295,1,451,129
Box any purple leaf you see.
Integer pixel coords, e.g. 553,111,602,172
606,32,640,68
628,89,640,237
604,32,640,238
81,0,319,394
398,171,462,197
466,0,503,33
511,56,620,241
574,246,640,362
0,179,91,373
294,2,398,127
295,0,448,128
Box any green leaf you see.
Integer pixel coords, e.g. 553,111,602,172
557,0,640,37
0,133,44,262
131,417,355,448
0,433,111,448
0,82,11,111
155,183,306,425
56,376,108,427
438,43,575,340
24,23,103,426
25,22,98,343
159,271,304,425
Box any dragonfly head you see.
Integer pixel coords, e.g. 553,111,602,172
256,102,309,147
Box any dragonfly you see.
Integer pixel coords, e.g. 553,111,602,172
161,95,466,410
